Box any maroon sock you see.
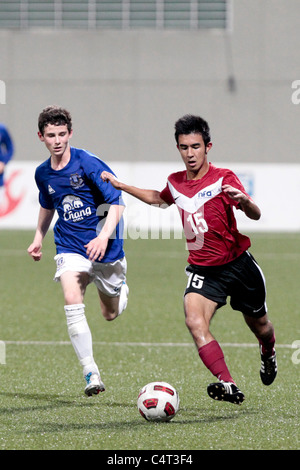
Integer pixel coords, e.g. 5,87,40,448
257,332,276,357
198,340,235,384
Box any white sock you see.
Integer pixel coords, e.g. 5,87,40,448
64,304,99,377
118,282,129,316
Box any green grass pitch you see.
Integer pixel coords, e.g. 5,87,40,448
0,230,299,450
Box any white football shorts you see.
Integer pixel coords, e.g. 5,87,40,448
54,253,127,297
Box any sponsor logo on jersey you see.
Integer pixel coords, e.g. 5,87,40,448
62,195,92,222
197,189,212,198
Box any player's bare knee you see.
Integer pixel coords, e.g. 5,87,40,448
185,312,206,334
185,314,194,331
64,292,82,305
99,291,124,321
102,307,118,321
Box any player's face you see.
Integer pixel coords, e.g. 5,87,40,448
177,133,212,179
38,124,72,159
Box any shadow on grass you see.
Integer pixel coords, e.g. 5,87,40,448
0,390,258,434
0,390,97,415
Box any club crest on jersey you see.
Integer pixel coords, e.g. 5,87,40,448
69,173,84,189
62,195,91,222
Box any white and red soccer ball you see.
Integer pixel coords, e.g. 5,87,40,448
137,381,180,422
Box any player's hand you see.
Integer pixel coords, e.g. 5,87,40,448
223,184,261,220
101,171,122,189
27,243,43,261
222,184,248,204
85,236,109,262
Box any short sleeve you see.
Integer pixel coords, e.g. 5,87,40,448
35,168,54,210
223,170,252,209
84,154,125,206
159,183,174,206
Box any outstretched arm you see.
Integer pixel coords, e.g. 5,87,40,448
101,171,167,207
27,207,55,261
222,184,261,220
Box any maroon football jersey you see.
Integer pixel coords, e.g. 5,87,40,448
160,163,251,266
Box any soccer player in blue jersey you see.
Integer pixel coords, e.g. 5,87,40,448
28,105,129,396
0,123,14,202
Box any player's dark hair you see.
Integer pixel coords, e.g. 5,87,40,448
174,114,211,146
38,105,72,135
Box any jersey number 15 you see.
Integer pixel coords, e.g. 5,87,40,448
186,212,208,235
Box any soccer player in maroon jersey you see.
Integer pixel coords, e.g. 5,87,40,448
101,114,277,405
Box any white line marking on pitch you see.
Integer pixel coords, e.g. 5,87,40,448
3,340,293,348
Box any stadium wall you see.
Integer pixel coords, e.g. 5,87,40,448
0,0,300,165
0,161,299,232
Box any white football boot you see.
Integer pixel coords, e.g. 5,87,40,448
84,372,105,396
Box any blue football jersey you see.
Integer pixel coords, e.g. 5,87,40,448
35,147,125,263
0,123,14,187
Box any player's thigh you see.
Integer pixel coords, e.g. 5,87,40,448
92,258,127,320
230,252,267,317
60,270,90,305
184,292,218,330
92,257,127,294
97,289,120,320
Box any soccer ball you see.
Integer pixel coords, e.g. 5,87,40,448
137,381,180,422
